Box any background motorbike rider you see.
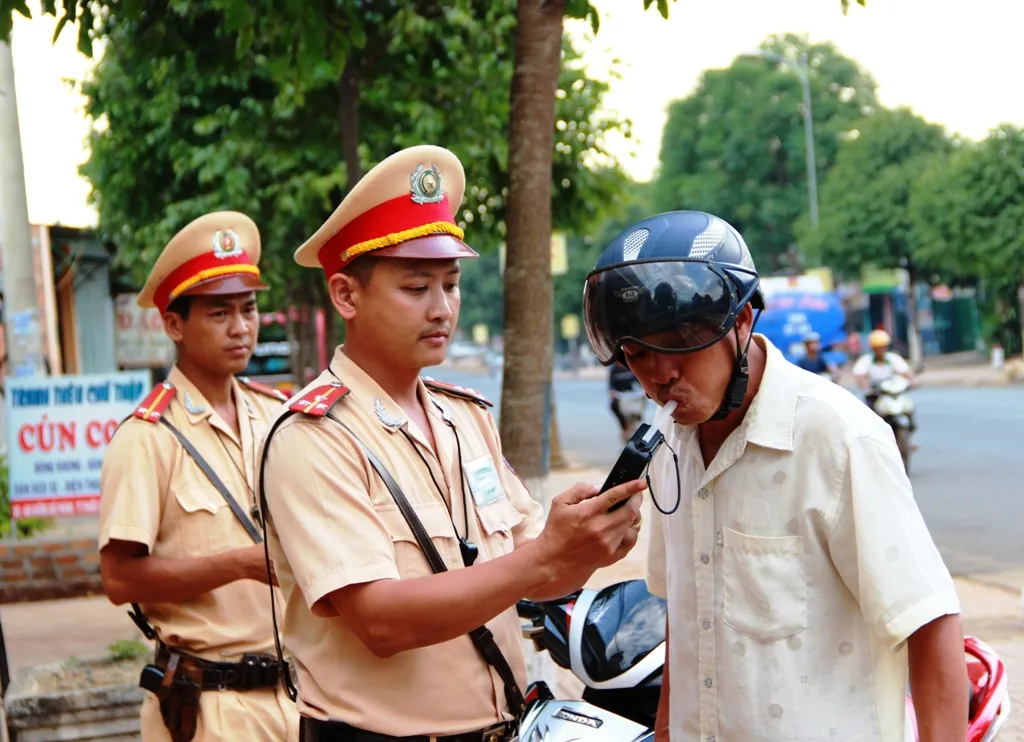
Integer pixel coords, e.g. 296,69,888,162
795,331,838,379
609,361,643,443
853,329,916,429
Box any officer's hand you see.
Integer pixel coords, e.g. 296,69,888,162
535,480,645,584
233,544,279,586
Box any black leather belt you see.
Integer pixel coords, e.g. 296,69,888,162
299,718,515,742
156,644,282,691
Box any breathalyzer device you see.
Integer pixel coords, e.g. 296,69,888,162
603,400,678,511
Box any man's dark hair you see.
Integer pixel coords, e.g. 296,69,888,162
166,295,194,319
340,255,380,285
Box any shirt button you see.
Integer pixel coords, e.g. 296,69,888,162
704,676,713,688
716,530,723,546
702,618,711,630
698,487,709,499
701,553,710,565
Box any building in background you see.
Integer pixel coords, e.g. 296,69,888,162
5,15,120,380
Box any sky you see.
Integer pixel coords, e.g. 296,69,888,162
569,0,1024,181
9,0,1024,227
10,13,97,228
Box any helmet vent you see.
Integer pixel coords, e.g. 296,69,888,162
622,228,650,261
691,218,727,258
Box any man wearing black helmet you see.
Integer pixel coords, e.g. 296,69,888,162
582,210,966,742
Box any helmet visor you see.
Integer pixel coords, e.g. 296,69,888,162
583,259,754,365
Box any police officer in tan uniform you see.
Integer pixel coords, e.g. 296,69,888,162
258,145,645,741
98,212,300,741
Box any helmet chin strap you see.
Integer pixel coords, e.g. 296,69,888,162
709,311,761,422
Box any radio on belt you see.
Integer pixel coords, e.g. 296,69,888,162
603,400,677,511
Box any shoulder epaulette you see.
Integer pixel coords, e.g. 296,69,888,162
422,377,493,408
288,381,351,417
134,382,176,423
238,376,288,402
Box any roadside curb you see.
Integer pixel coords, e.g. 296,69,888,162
956,570,1024,597
468,365,1023,388
914,374,1022,389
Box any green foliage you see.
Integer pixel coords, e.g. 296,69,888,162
0,453,51,538
0,0,98,55
80,3,350,309
797,107,950,276
108,639,150,661
653,33,879,270
459,180,655,338
910,125,1024,280
79,1,629,310
553,181,655,331
909,125,1024,351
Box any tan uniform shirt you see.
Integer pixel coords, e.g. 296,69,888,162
261,348,544,736
99,365,285,661
647,336,960,742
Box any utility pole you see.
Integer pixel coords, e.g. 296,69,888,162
742,49,819,230
0,38,47,382
799,51,819,230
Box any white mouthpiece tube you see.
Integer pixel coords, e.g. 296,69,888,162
642,400,678,444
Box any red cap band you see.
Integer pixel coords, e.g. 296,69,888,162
318,194,462,275
153,251,259,313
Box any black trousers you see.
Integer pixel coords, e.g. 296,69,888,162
609,398,628,430
300,718,514,742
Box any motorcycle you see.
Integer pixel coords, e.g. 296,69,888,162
907,634,1011,742
518,580,661,741
870,375,915,472
612,389,649,443
517,579,1010,741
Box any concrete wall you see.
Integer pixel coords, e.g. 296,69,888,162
0,535,102,604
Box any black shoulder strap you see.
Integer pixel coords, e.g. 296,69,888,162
257,410,301,702
324,411,526,719
127,417,264,645
159,418,261,542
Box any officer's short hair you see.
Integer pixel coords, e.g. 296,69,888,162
166,295,194,319
341,255,381,286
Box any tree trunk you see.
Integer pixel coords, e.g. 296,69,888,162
285,285,303,389
549,394,568,470
321,285,337,357
300,300,316,383
1017,280,1024,358
331,59,363,361
905,263,923,371
499,0,565,481
339,61,364,193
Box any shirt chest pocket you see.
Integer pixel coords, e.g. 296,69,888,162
475,497,525,558
171,485,244,556
722,527,807,643
378,502,461,577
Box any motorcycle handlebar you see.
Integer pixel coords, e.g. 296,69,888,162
516,591,582,619
516,600,542,619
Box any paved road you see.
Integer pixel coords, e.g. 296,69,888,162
431,366,1024,579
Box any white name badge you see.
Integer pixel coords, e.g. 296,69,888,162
464,455,505,507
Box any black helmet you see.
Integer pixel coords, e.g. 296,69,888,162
582,210,765,419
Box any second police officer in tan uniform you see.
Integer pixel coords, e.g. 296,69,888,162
259,145,646,741
98,213,300,741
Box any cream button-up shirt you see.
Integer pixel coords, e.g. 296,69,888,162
260,348,544,737
99,366,286,660
647,336,960,742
